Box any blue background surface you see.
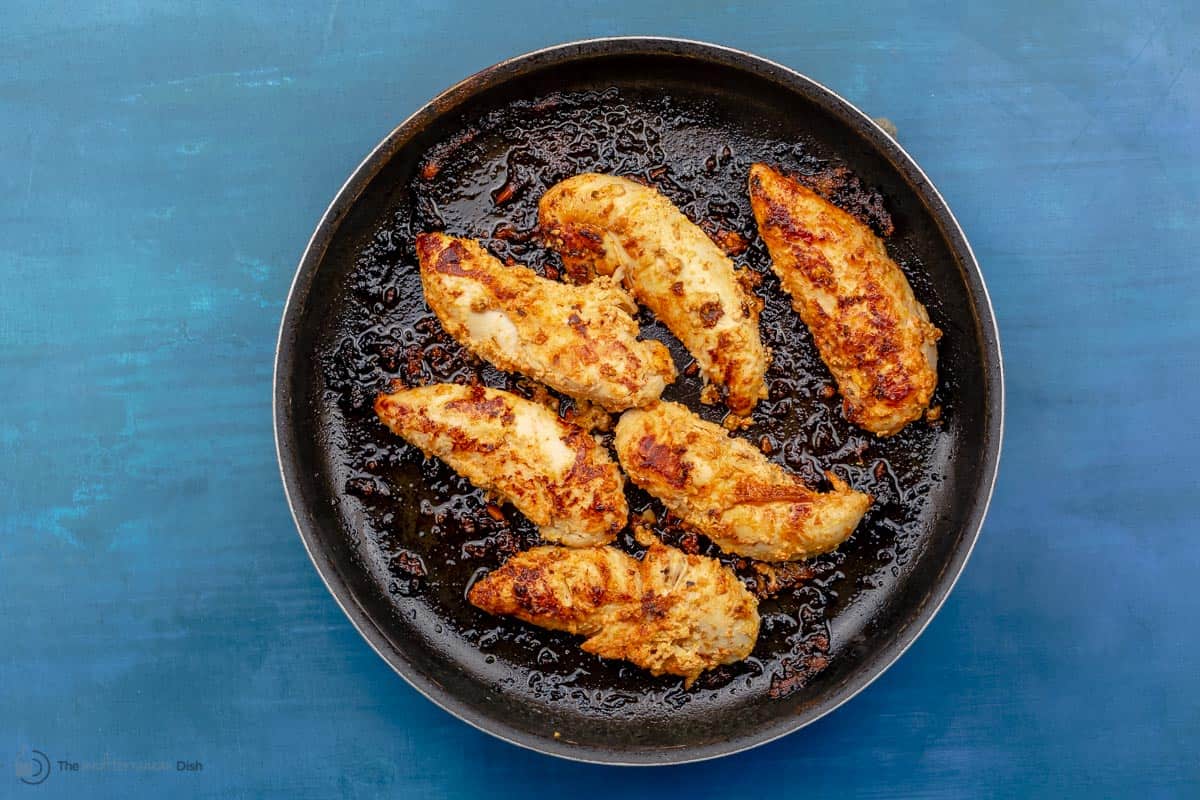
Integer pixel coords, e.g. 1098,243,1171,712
2,1,1197,796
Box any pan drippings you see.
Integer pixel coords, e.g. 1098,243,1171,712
318,85,951,711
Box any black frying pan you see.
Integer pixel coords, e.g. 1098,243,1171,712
273,37,1003,765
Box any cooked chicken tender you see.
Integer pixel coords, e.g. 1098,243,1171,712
614,401,871,562
374,384,627,546
749,163,940,436
539,174,769,415
416,233,675,412
468,543,760,684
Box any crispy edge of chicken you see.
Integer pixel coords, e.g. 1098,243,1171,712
416,233,676,412
374,383,627,546
468,543,760,685
748,163,941,436
538,173,769,416
614,401,871,562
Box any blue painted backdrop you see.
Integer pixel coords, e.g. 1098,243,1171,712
2,1,1197,797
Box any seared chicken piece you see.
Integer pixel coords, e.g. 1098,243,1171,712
469,543,760,684
539,174,769,415
374,384,627,546
749,163,940,436
416,233,675,412
614,402,871,562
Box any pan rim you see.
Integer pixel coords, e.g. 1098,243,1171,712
272,35,1004,766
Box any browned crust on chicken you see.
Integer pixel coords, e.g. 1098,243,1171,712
748,163,940,436
614,401,871,562
538,174,769,415
468,543,760,684
467,545,639,634
416,233,675,412
374,384,627,546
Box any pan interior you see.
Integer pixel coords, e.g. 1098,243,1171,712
280,48,994,760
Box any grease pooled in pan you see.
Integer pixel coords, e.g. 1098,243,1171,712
318,86,952,712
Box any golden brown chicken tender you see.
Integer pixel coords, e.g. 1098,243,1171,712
749,163,940,436
468,542,760,685
538,174,769,415
374,384,627,546
416,233,675,412
614,401,871,562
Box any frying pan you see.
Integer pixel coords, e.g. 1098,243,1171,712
273,37,1003,764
